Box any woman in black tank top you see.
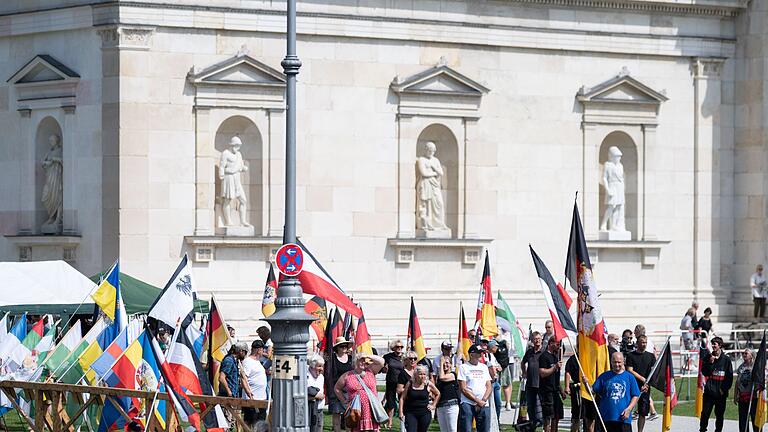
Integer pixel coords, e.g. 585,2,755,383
399,365,440,432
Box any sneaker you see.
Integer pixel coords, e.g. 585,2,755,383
648,413,659,421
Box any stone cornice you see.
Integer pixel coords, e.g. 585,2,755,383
505,0,747,18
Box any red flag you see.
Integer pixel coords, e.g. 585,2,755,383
149,332,201,431
457,303,471,361
261,264,278,317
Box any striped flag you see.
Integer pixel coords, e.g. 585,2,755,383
261,264,278,317
355,309,373,355
296,239,363,317
0,312,8,346
648,339,677,432
531,245,576,342
475,251,499,338
304,296,328,344
90,319,143,382
495,293,525,358
695,345,706,417
565,200,609,400
149,332,202,431
91,260,120,321
205,297,230,394
41,320,82,375
11,316,46,369
169,327,228,431
34,323,57,362
408,297,427,361
457,303,471,362
753,332,766,429
0,313,28,372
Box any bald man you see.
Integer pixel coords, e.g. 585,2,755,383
589,352,640,432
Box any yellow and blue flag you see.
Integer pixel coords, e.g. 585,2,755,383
92,261,120,321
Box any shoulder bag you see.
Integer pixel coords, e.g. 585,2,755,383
355,373,389,424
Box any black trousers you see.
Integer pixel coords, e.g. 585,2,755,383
738,399,757,432
404,411,432,432
754,297,765,318
699,394,727,432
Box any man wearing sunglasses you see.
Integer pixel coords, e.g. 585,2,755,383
382,340,406,428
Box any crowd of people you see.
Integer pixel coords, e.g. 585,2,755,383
305,309,761,432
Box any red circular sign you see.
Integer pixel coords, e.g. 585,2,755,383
275,243,304,277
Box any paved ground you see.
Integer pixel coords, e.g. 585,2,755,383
497,409,739,431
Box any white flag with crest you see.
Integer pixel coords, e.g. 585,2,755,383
148,254,196,328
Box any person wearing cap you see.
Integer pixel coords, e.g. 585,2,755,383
218,342,251,399
457,344,492,432
242,340,268,426
328,336,355,432
432,340,455,381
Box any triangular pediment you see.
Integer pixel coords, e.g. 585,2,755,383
578,72,668,104
8,55,80,84
190,55,285,87
391,65,489,96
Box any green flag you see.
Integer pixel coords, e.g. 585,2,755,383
42,320,82,377
496,292,525,358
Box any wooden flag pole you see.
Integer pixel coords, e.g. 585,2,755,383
563,334,608,432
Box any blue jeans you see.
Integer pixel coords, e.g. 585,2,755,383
459,402,490,432
492,381,502,419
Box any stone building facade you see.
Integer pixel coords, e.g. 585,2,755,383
0,0,760,346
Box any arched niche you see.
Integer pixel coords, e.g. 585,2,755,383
35,116,63,233
416,123,459,237
213,116,263,233
598,131,638,239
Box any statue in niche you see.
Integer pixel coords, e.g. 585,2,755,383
599,146,630,240
416,141,451,238
41,134,63,234
219,136,253,232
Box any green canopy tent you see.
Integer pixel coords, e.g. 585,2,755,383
89,271,209,315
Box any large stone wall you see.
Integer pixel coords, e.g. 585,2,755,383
0,0,754,347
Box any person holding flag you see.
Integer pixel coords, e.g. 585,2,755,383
564,200,610,432
521,331,545,429
734,348,757,432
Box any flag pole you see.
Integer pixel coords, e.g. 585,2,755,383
146,319,184,429
563,334,608,432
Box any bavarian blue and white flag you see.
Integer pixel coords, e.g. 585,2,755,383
148,254,196,329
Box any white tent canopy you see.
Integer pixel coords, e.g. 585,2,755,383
0,260,96,314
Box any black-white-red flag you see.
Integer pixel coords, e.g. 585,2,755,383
530,245,575,342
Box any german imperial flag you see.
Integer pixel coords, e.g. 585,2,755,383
408,297,427,361
648,339,677,432
355,309,373,355
475,251,499,338
457,303,471,362
261,264,278,317
565,199,609,400
304,296,328,344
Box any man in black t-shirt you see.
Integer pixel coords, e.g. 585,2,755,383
538,337,563,432
625,334,656,432
563,355,581,432
521,331,544,428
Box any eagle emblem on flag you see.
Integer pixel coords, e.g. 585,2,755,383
176,274,193,296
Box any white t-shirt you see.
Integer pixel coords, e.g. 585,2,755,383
307,372,325,410
457,362,491,405
432,353,455,375
241,356,267,400
752,272,767,298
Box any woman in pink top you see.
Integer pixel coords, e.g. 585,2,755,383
334,354,385,432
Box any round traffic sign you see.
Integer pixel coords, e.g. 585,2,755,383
275,243,304,277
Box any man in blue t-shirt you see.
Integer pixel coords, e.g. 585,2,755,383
589,351,640,432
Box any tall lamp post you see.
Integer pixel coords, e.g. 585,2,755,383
265,0,315,430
